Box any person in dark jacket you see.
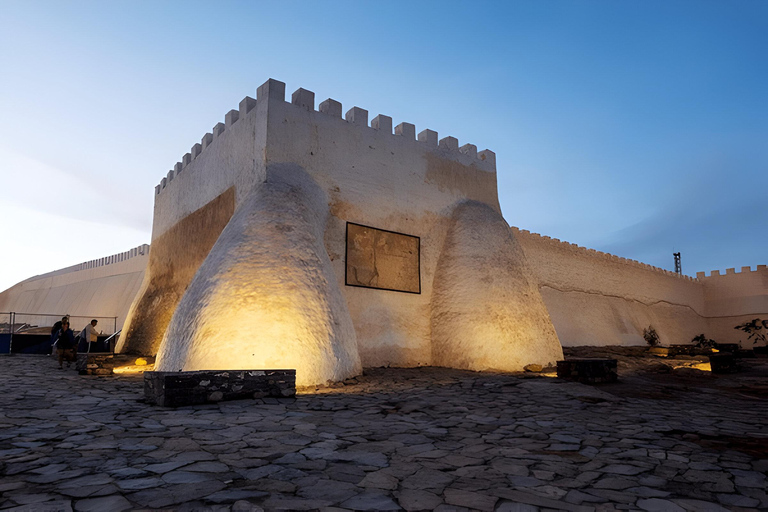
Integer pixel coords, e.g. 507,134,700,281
51,316,69,337
55,320,76,369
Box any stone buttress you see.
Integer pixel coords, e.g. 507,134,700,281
154,167,362,387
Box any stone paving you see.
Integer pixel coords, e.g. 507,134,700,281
0,353,767,512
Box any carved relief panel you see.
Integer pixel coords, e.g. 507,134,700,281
345,222,420,294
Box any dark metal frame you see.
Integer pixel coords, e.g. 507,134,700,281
344,222,421,294
673,252,682,274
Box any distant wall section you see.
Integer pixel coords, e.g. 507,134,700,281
513,228,707,347
698,266,768,345
0,245,149,331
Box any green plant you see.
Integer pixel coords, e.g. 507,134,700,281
643,326,660,347
734,318,768,346
692,333,716,350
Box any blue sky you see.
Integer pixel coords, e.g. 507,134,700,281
0,0,765,291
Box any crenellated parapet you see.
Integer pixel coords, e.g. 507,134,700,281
76,244,150,271
154,92,260,196
154,78,496,196
513,226,767,286
510,226,696,281
263,78,495,168
696,265,767,279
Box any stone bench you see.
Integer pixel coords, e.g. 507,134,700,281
709,353,739,374
144,369,296,407
668,344,699,357
556,358,618,384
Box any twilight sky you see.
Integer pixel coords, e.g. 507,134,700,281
0,0,765,292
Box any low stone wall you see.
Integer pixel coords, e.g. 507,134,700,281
76,354,155,375
144,369,296,407
556,358,618,384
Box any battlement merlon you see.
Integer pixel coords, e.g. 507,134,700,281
152,77,500,235
153,78,497,198
73,244,150,273
510,226,697,281
511,227,766,285
697,265,767,278
255,78,496,170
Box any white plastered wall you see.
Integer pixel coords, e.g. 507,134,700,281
0,252,148,331
514,228,709,347
262,92,501,368
147,80,556,379
151,96,269,240
515,229,768,348
139,78,768,377
155,167,363,386
699,267,768,345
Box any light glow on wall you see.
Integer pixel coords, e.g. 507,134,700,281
113,364,154,374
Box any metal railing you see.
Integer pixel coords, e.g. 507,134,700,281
0,312,118,354
0,312,12,354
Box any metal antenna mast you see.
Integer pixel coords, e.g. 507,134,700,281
673,252,681,275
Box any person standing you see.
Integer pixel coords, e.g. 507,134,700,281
51,315,70,338
81,319,100,352
55,320,76,369
50,315,70,355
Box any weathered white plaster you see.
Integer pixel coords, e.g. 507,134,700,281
699,266,768,344
431,202,563,370
700,266,768,317
514,228,767,347
154,167,362,387
115,77,766,383
0,247,148,331
8,80,765,366
262,90,499,369
150,91,268,238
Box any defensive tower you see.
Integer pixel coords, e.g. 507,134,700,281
117,78,564,386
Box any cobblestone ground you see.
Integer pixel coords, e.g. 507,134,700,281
0,353,767,512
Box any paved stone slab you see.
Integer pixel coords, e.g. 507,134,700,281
3,501,73,512
397,489,443,510
444,488,498,511
340,491,401,510
204,489,269,503
73,494,132,512
0,356,766,511
673,498,730,511
115,477,163,490
637,498,685,511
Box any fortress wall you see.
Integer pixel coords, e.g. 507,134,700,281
119,94,269,354
262,88,501,368
117,189,235,354
0,247,148,330
698,266,768,345
513,228,708,347
151,94,268,237
143,79,559,381
698,266,768,317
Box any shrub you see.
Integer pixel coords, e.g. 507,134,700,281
692,333,716,349
643,326,660,347
734,318,768,346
